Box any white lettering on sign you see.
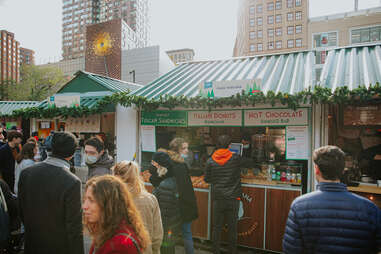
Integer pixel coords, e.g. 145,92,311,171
242,193,253,203
244,108,308,126
188,110,242,126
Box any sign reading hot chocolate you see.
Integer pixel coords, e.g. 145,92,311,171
188,110,242,126
244,108,308,126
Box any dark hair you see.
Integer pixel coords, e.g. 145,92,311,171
216,135,231,149
51,132,78,159
17,143,36,163
313,145,345,180
169,137,186,153
84,137,104,153
7,130,23,142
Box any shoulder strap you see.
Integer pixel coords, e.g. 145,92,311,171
116,233,141,254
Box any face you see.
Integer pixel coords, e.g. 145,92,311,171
12,137,22,146
180,142,189,155
82,187,101,224
85,145,100,158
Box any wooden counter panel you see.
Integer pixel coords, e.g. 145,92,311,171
350,191,381,209
348,186,381,195
265,189,300,252
191,191,209,239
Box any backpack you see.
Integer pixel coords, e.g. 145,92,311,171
0,185,10,246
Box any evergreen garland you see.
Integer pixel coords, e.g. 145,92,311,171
4,83,381,118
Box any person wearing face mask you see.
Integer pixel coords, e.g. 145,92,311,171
84,137,113,180
241,133,252,158
0,131,23,192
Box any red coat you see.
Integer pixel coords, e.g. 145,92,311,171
89,224,141,254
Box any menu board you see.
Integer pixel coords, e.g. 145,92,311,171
141,125,156,152
286,126,309,160
65,115,100,133
343,105,381,126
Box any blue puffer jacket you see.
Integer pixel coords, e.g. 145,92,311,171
283,182,381,254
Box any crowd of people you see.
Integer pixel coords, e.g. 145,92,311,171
0,128,380,254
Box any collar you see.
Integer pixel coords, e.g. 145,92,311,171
317,182,347,192
44,156,71,172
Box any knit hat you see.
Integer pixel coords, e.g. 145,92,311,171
152,152,171,169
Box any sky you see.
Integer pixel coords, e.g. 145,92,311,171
0,0,380,64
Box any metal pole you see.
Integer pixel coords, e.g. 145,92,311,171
129,70,136,83
103,55,109,76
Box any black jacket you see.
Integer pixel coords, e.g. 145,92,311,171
0,144,16,192
205,150,242,200
18,157,84,254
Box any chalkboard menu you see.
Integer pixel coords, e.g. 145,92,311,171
343,105,381,126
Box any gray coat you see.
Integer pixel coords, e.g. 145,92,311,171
87,151,113,179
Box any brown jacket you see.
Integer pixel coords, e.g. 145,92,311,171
132,190,163,254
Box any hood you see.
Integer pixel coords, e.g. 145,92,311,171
157,148,184,163
87,150,114,168
212,149,233,166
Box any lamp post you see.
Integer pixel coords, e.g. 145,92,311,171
129,70,136,83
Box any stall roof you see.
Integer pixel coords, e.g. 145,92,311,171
0,101,40,116
132,44,381,99
57,71,143,94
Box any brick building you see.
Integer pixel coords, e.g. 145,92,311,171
0,30,20,83
19,47,35,65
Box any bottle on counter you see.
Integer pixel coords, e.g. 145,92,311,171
286,167,291,182
271,168,277,181
297,173,302,184
276,171,281,181
281,171,287,182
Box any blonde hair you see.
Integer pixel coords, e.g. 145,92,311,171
83,175,150,250
112,161,147,196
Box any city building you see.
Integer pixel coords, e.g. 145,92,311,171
62,0,149,60
309,6,381,81
234,0,309,57
122,45,174,85
0,30,20,83
166,48,195,65
19,47,35,65
37,57,85,79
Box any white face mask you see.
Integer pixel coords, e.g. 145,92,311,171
243,144,250,149
85,154,98,165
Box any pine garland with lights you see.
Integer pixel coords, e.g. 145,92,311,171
5,83,381,118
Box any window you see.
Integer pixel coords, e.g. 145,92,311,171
288,26,294,35
268,29,274,37
250,19,255,27
250,31,256,39
287,0,293,8
258,43,263,51
268,15,274,24
268,41,274,50
276,40,282,49
313,32,338,48
287,39,294,48
276,14,282,23
296,0,302,6
295,25,302,34
250,6,255,14
258,30,263,38
351,26,381,44
250,44,256,52
295,39,302,47
287,12,293,21
267,2,274,11
257,4,263,13
315,51,327,64
257,17,263,25
295,11,302,20
276,1,282,9
276,27,282,36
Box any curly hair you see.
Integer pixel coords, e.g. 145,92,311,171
169,137,186,154
112,161,147,197
83,175,151,250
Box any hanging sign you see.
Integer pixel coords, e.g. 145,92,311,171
188,110,242,126
50,95,81,108
65,115,100,133
199,79,262,98
244,108,308,126
141,111,187,127
141,125,156,152
286,126,309,160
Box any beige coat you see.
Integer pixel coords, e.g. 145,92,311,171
133,190,163,254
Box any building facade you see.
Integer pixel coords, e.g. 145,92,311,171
309,7,381,81
0,30,20,83
234,0,309,57
62,0,149,60
166,48,195,65
38,57,85,79
19,48,35,65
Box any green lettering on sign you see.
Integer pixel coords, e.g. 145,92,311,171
141,111,187,127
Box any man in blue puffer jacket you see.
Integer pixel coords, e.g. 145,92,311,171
283,145,381,254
